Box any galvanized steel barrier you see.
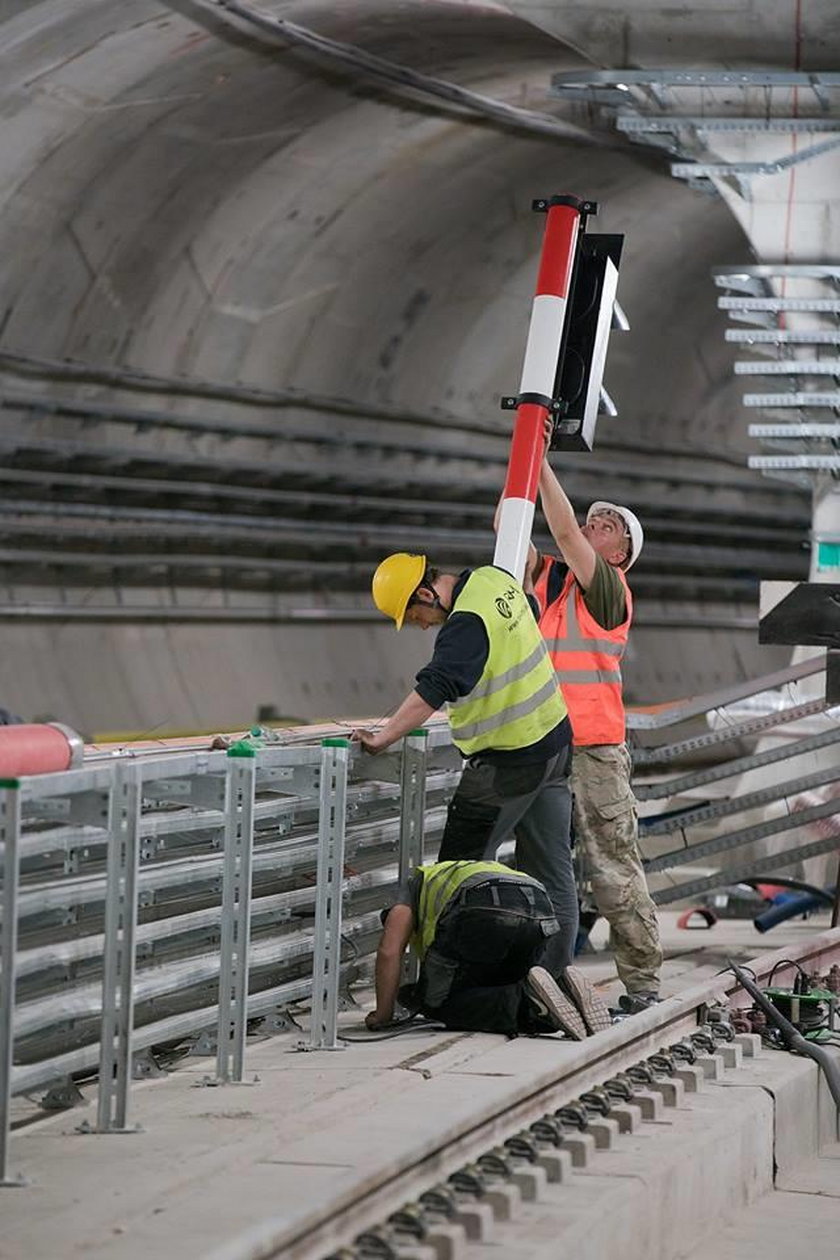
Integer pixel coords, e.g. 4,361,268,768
0,727,457,1183
1,654,839,1185
628,654,840,908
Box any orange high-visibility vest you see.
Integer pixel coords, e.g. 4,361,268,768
534,557,632,746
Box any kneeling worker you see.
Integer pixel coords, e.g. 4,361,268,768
365,859,610,1039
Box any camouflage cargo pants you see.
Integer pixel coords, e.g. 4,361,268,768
571,743,662,995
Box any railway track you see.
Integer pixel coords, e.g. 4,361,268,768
264,929,840,1260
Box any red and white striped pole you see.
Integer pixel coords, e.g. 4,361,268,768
493,195,594,582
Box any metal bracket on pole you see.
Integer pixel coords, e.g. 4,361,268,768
301,739,350,1051
0,781,26,1186
92,762,142,1135
215,748,257,1084
398,730,428,986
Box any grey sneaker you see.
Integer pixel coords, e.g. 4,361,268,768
560,966,613,1035
525,967,587,1040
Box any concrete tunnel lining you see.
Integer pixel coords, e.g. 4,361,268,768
0,0,818,732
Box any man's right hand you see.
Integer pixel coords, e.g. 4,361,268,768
351,727,389,754
365,1010,392,1030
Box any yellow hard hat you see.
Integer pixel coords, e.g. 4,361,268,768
371,553,427,630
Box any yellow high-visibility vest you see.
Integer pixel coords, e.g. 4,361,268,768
447,567,566,756
411,860,547,960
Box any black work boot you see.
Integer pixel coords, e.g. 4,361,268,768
616,991,662,1015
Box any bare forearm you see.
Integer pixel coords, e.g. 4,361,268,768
539,461,578,549
367,905,413,1028
538,461,597,589
353,691,435,754
374,691,435,749
372,947,403,1024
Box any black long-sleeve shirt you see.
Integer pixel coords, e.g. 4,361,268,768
414,569,570,764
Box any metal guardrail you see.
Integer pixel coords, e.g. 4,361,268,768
2,654,839,1186
0,728,454,1183
626,654,825,731
630,657,840,910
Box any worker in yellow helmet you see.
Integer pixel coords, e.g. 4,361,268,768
365,859,611,1039
353,551,577,972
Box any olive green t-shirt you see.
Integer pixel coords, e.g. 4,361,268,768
538,552,626,630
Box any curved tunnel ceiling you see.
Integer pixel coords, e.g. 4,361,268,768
0,0,825,726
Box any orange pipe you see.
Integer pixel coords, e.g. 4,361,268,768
0,724,83,777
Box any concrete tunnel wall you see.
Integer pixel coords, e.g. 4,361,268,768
0,0,807,735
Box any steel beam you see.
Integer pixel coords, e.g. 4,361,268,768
726,330,840,345
652,834,840,905
631,698,826,764
215,753,257,1083
635,723,840,801
627,655,825,731
398,732,428,987
306,740,351,1051
552,70,840,90
640,765,840,837
735,361,840,376
719,297,840,313
619,116,840,135
0,783,25,1186
95,764,141,1133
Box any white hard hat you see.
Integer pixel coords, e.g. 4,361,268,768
587,501,644,569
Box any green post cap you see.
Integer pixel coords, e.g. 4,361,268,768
322,737,351,748
227,740,259,757
408,729,428,738
0,778,20,788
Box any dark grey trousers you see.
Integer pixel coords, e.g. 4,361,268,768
437,746,577,970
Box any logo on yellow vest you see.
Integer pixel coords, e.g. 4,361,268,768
495,597,513,619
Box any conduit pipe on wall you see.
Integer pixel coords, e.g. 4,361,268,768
175,0,604,147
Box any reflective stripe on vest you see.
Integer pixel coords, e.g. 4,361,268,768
447,567,566,755
411,860,546,960
543,589,622,683
535,560,631,746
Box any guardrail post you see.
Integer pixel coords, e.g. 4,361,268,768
95,762,141,1133
0,780,25,1186
398,730,428,985
216,748,257,1083
306,739,350,1050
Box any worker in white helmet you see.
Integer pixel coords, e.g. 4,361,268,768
529,444,663,1015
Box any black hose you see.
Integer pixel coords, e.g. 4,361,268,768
341,1015,446,1042
728,961,840,1111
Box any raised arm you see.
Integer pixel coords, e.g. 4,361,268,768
538,459,597,591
